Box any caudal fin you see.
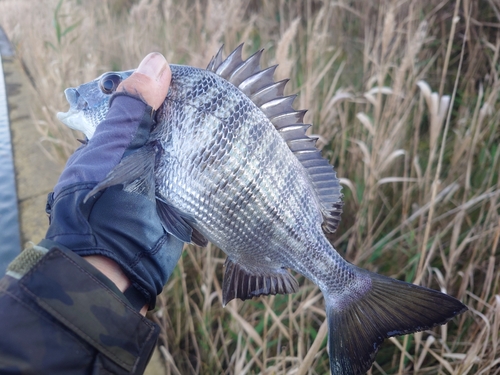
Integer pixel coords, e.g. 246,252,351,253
325,267,467,375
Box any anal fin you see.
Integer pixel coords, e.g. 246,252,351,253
222,258,299,306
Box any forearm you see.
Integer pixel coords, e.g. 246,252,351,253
0,244,158,374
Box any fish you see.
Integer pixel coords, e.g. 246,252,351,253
57,44,467,375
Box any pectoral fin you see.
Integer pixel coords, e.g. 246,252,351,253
156,199,193,243
191,228,208,247
222,258,299,306
84,143,156,202
156,199,209,246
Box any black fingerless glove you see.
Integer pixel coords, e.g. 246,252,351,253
44,94,183,309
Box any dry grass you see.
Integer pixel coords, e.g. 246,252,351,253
1,0,499,373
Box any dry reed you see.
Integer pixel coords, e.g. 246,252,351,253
1,0,498,373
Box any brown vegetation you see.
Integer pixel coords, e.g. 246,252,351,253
1,0,498,373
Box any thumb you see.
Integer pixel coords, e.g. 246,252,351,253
117,52,171,110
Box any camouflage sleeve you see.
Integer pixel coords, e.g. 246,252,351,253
0,243,160,374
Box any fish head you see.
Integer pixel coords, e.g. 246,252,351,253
57,70,134,139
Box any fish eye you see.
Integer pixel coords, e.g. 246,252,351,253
99,73,122,94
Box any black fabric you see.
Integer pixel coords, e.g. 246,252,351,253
45,93,184,309
0,246,160,374
45,183,183,309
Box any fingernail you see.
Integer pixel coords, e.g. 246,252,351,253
136,52,167,80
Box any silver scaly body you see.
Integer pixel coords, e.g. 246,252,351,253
155,63,350,294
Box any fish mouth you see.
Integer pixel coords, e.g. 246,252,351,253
56,87,88,126
56,107,81,125
56,108,78,126
56,107,87,128
56,107,95,139
56,88,96,139
64,87,87,108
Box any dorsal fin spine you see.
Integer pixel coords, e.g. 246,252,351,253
216,44,244,78
207,45,225,72
271,110,307,128
278,125,310,142
260,95,297,118
208,44,344,233
250,79,289,107
238,65,278,96
228,49,263,87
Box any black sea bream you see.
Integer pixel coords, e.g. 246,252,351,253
57,45,467,375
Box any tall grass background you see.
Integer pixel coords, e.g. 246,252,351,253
1,0,499,373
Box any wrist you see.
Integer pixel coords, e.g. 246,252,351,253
83,255,148,315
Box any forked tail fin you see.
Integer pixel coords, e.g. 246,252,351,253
325,267,467,375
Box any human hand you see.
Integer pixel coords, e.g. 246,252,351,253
43,53,183,313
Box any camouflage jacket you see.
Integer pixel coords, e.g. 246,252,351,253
0,243,159,374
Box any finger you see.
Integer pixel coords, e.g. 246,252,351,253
117,52,172,110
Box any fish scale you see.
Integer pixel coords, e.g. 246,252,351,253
158,74,308,255
57,44,467,375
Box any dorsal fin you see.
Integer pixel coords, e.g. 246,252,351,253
206,45,343,233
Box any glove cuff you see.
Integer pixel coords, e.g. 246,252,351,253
45,183,183,310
